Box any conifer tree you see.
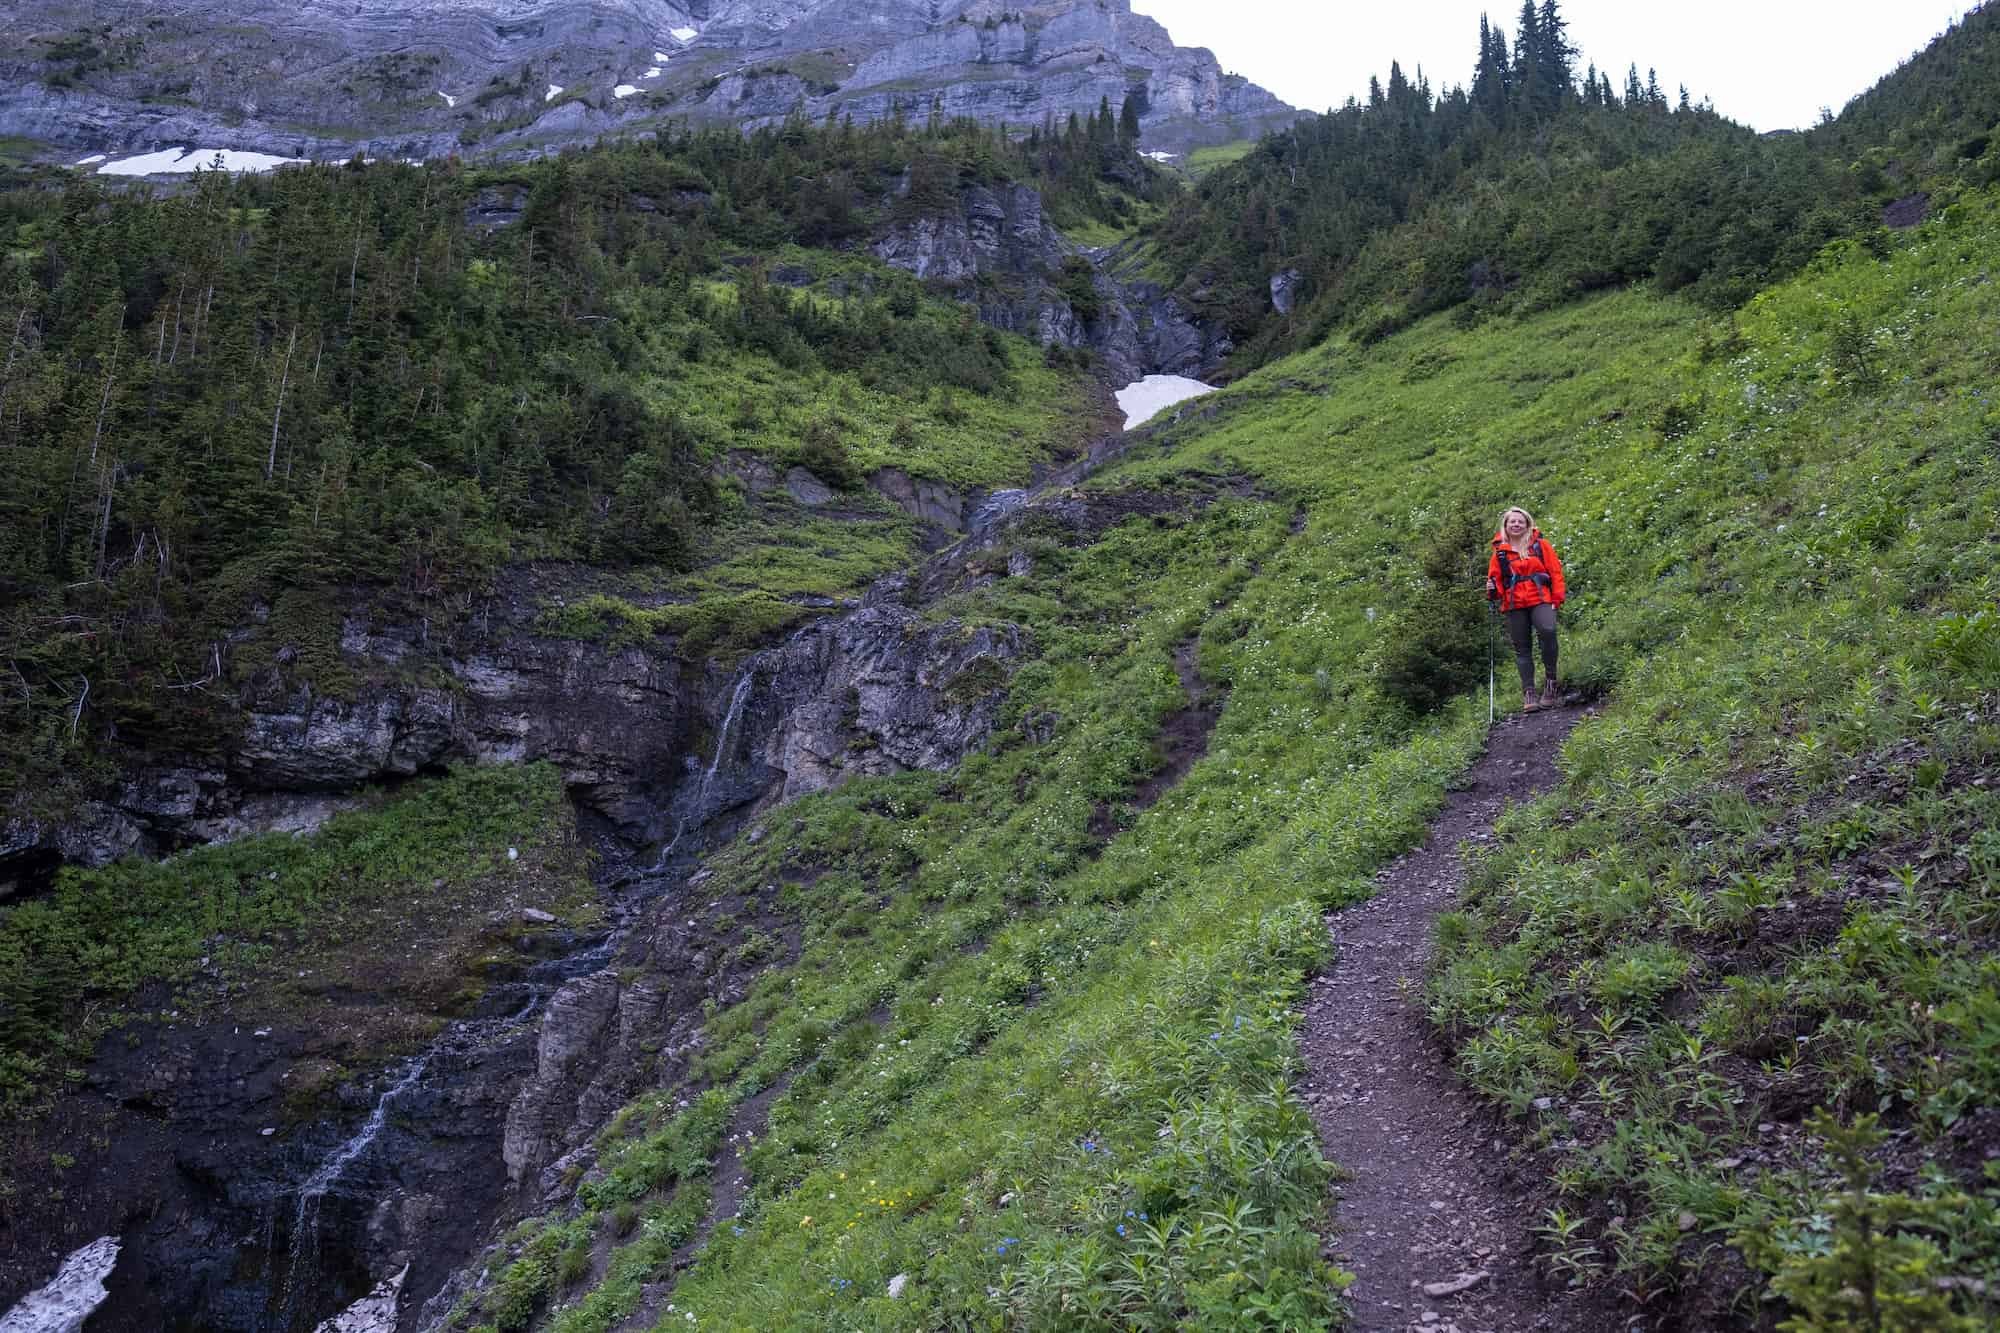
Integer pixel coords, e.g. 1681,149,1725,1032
1511,0,1542,109
1536,0,1574,103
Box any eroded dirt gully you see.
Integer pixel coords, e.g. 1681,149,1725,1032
1302,702,1622,1333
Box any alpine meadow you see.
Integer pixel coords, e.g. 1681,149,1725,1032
2,2,1999,1331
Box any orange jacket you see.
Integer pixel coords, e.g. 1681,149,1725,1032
1488,528,1565,611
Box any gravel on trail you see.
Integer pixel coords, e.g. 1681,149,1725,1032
1301,702,1625,1333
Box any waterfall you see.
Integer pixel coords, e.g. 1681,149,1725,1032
276,985,559,1329
271,668,760,1325
698,671,755,812
655,670,755,867
278,1055,429,1328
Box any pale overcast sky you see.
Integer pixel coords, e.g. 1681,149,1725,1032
1135,1,1975,132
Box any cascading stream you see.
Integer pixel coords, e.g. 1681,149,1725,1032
274,947,614,1329
279,1056,431,1327
654,670,755,867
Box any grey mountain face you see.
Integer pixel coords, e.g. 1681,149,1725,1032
1,0,1295,166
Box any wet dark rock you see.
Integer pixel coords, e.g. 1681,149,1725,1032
714,449,779,495
464,185,528,231
1882,192,1930,229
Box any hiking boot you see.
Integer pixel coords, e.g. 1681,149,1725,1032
1540,681,1563,709
1521,687,1543,713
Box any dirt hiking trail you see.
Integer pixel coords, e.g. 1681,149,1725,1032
1302,703,1622,1333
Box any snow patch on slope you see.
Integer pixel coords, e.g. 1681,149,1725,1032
312,1264,407,1333
99,147,299,176
1114,375,1215,431
0,1236,120,1333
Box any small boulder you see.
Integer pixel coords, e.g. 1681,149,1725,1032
785,467,835,507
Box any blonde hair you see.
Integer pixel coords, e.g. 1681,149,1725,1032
1497,506,1535,537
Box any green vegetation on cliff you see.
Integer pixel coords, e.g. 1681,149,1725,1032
0,117,1137,816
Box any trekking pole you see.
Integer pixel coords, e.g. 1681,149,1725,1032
1486,599,1497,726
1482,562,1499,727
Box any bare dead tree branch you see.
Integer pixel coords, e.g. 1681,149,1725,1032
266,324,298,480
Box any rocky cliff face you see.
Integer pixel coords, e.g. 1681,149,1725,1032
0,559,1021,897
869,179,1232,380
0,0,1293,166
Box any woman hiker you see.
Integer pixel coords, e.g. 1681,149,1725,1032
1487,506,1566,712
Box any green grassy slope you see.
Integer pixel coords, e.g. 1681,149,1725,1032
1424,198,2000,1322
451,190,2000,1331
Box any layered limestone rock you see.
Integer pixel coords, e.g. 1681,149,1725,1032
1,0,1292,165
2,562,1020,889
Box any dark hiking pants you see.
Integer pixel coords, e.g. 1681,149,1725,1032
1506,604,1558,692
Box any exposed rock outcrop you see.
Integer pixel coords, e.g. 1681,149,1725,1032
4,560,1021,889
1270,267,1304,315
871,182,1233,380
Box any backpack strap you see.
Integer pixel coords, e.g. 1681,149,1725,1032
1496,542,1552,608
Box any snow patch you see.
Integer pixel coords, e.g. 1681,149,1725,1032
641,66,661,79
98,147,299,176
669,25,698,42
1143,150,1178,162
438,90,457,108
545,83,564,102
312,1264,407,1333
653,50,674,62
73,153,106,165
612,84,641,98
1114,375,1215,431
0,1236,120,1333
